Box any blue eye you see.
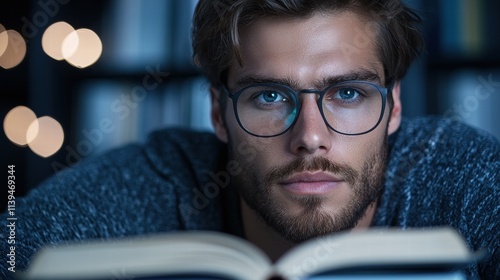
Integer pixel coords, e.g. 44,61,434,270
257,91,287,103
338,88,359,100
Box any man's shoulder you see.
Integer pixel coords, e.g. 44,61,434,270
381,116,499,225
382,117,500,217
146,127,221,148
388,116,499,187
23,127,226,224
58,128,224,178
383,116,499,278
143,128,225,174
390,116,499,164
15,128,224,235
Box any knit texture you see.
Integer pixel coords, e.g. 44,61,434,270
1,116,498,279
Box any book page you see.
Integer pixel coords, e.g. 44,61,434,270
20,231,272,280
273,227,475,279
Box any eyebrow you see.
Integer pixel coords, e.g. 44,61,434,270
236,75,301,89
235,69,382,90
319,69,382,88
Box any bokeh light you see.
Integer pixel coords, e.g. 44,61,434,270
27,116,64,158
62,28,102,68
42,21,76,61
0,30,26,69
40,22,103,68
3,106,38,146
0,24,8,58
61,27,79,60
4,106,65,157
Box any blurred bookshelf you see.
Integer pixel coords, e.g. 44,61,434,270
404,0,500,139
427,0,500,66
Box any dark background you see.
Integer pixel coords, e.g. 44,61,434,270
1,0,499,210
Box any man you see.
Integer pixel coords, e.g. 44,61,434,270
1,0,498,279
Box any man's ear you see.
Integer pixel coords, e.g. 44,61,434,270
387,81,402,135
210,86,229,143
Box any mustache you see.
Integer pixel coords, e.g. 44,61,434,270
264,157,358,186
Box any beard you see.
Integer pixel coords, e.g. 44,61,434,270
228,136,388,244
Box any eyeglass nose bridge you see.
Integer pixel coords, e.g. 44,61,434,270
285,88,333,131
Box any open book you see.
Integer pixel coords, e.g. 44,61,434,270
19,227,480,280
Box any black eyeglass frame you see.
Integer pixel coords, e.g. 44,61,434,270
220,80,394,138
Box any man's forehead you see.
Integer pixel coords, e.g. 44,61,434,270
229,11,384,87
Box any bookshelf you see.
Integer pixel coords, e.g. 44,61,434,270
404,0,500,139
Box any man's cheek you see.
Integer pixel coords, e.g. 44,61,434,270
236,141,257,162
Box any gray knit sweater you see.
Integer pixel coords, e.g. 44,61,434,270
1,117,499,279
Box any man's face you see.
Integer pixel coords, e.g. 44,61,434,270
211,11,402,243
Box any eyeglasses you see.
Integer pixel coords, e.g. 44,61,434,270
221,80,393,138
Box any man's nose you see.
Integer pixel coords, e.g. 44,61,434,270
288,94,332,156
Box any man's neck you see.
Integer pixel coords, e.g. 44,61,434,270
353,201,378,230
240,198,378,262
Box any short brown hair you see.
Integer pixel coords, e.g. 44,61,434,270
192,0,424,87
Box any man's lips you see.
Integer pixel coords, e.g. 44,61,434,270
279,172,343,195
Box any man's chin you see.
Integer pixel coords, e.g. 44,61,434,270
269,207,342,244
274,190,325,211
256,190,379,244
